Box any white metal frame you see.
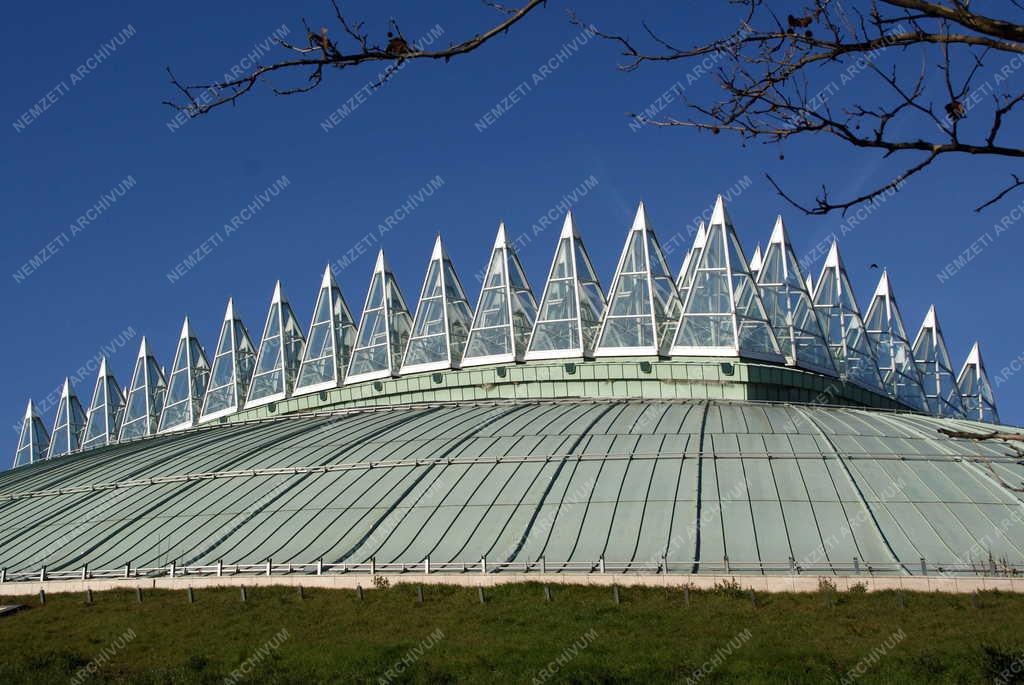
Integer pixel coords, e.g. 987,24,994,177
525,213,607,361
754,216,836,376
294,266,357,397
863,270,928,410
595,202,681,358
912,305,967,418
400,236,474,375
811,242,887,393
462,224,538,368
670,196,784,363
158,318,211,434
245,282,307,409
199,299,257,424
81,357,125,449
345,251,413,385
13,400,49,468
48,378,87,458
957,341,1000,424
117,338,167,441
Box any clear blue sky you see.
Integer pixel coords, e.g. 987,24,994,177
3,0,1021,454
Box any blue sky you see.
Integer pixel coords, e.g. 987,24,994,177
2,1,1021,454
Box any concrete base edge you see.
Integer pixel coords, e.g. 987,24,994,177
0,573,1020,596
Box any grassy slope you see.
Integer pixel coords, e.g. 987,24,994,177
1,582,1023,684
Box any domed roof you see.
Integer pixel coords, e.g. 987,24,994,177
1,361,1020,579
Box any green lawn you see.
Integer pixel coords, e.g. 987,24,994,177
1,581,1023,684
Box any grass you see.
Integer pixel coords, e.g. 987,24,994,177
1,580,1024,684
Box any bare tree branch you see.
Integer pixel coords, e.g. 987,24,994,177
164,0,547,117
580,0,1024,214
938,427,1024,492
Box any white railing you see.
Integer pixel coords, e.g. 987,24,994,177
2,555,1020,584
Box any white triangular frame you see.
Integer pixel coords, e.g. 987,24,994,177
912,305,966,418
595,202,682,357
863,271,929,412
48,378,88,458
13,400,49,468
755,216,837,375
671,196,784,362
295,266,358,396
158,318,211,433
401,236,475,374
462,224,539,367
345,251,414,384
82,357,125,449
811,242,887,393
199,298,258,423
957,342,1000,424
246,281,307,409
525,213,607,361
118,338,167,441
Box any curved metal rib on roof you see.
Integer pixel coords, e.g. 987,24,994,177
118,338,167,441
295,266,358,395
246,281,307,409
675,221,706,304
81,357,125,449
671,196,782,361
13,400,49,468
912,305,966,418
158,318,211,434
595,202,681,357
811,242,886,393
200,298,257,423
401,236,474,374
462,223,538,367
48,378,88,458
755,216,836,375
345,250,413,383
863,270,929,412
525,212,606,360
958,342,1000,424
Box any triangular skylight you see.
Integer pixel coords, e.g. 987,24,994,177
48,378,88,458
811,243,886,393
81,357,125,449
671,196,783,361
863,271,929,412
755,216,836,375
595,203,682,356
118,338,167,441
401,236,475,373
462,224,539,366
157,318,211,433
245,281,307,408
912,306,966,418
957,342,1000,424
525,213,607,360
200,298,257,422
345,251,414,383
13,400,49,468
749,244,763,279
295,266,358,394
675,222,707,308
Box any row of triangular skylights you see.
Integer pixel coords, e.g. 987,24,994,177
12,196,1000,468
